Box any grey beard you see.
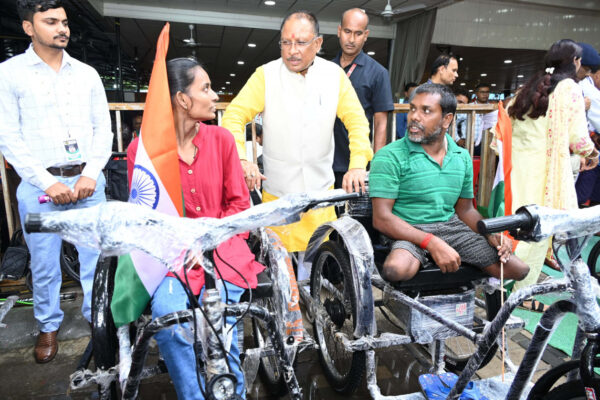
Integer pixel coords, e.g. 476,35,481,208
407,125,444,144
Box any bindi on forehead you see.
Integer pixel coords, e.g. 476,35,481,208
291,33,295,40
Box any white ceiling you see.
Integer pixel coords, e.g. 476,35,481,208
2,0,600,96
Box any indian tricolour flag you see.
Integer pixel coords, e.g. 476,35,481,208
110,23,184,327
487,100,513,219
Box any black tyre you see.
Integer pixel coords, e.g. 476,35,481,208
251,296,288,397
588,240,600,283
91,256,119,399
311,240,365,394
60,241,80,282
444,289,501,373
539,380,587,400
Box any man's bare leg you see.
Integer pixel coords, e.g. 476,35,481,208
382,248,421,281
482,257,529,281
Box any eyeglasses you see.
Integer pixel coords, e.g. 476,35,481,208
279,36,319,49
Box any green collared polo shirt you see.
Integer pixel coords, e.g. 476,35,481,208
369,134,473,225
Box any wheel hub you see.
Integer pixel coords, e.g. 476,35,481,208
324,298,346,329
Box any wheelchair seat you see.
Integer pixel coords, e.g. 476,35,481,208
239,269,273,302
372,242,489,292
390,263,489,292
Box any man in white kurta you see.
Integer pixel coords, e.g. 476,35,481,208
222,11,372,259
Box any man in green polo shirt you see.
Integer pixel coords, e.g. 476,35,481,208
369,83,529,282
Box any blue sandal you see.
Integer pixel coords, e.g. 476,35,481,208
419,372,488,400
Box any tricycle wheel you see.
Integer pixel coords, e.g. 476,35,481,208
91,256,119,399
252,296,288,397
538,380,589,399
311,240,365,394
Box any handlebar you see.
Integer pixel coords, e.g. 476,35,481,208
477,209,535,236
303,192,360,212
25,213,43,233
479,204,600,242
22,189,363,275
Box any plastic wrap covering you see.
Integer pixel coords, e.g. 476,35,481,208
518,204,600,242
262,228,304,344
241,348,260,392
0,295,17,327
201,288,229,377
448,279,569,400
117,325,132,390
24,189,355,274
346,177,371,217
384,290,475,344
305,216,376,337
225,303,302,399
70,367,117,392
560,257,600,332
506,300,576,400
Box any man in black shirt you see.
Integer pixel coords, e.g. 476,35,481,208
332,8,394,188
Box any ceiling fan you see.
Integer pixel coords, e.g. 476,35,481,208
365,0,428,20
175,24,220,58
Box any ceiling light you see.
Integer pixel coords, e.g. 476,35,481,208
237,61,244,65
230,73,236,77
491,83,497,86
519,84,523,87
517,74,524,78
459,57,464,61
264,0,276,5
468,90,473,92
248,43,256,48
221,87,226,90
367,51,375,56
480,73,487,77
226,81,230,84
460,82,466,86
504,59,512,64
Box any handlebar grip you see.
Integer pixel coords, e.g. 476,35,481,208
24,213,43,234
477,212,534,235
305,192,361,211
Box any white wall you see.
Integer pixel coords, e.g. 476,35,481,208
433,0,600,50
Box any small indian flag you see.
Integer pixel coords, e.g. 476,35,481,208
488,100,513,219
110,23,184,327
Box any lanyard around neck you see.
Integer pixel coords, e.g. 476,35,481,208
346,63,357,78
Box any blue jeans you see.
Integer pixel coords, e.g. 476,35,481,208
17,173,106,332
576,165,600,204
151,277,246,400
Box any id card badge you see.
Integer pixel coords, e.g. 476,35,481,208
63,138,82,162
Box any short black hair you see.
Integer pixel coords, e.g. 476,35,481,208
280,10,320,36
17,0,64,22
454,88,469,99
430,54,457,77
404,82,418,92
475,83,491,91
410,83,457,116
245,123,263,141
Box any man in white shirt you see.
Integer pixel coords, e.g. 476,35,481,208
0,0,112,363
471,83,498,156
576,42,600,205
429,54,459,86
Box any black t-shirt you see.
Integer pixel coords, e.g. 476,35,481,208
331,51,394,172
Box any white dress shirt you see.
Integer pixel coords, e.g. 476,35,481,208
0,45,113,190
580,76,600,133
